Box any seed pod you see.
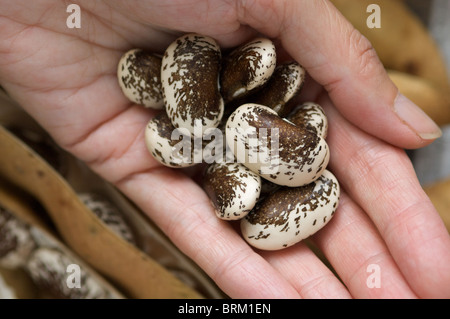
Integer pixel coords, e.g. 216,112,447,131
26,247,112,299
78,193,136,245
226,103,330,187
252,62,306,117
241,170,340,251
203,161,261,220
220,38,277,102
287,102,328,139
0,204,35,269
145,111,202,168
117,49,164,109
161,34,224,136
5,126,68,177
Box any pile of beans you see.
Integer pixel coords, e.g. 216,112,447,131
117,34,340,251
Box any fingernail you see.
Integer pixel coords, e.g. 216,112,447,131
394,93,442,140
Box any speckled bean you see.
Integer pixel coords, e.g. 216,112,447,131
117,49,164,109
161,34,224,136
287,102,328,139
220,38,276,102
0,204,35,269
240,169,340,250
226,103,330,187
203,161,261,220
252,61,306,117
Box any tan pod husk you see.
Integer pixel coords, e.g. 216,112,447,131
424,177,450,233
330,0,450,91
388,70,450,127
0,92,223,299
0,178,124,299
0,267,39,299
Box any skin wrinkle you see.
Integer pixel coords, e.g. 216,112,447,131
0,8,126,53
74,115,155,182
0,29,121,94
237,0,283,38
31,80,130,152
85,122,144,174
384,199,446,255
260,244,349,298
297,273,342,298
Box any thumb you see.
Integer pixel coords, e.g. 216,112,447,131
237,0,442,149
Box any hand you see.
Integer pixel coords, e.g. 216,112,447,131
0,0,448,298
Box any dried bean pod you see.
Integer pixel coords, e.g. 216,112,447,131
252,62,306,117
226,103,329,187
287,102,328,139
117,49,164,109
161,34,224,136
220,38,276,102
203,161,261,220
0,204,35,269
241,169,340,251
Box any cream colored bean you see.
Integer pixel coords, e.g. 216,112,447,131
252,62,306,117
241,170,340,251
288,102,328,139
220,38,276,102
26,247,111,299
145,111,202,168
161,34,224,136
226,103,330,187
117,49,164,109
0,204,35,269
203,161,261,220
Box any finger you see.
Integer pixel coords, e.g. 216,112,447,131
312,191,417,298
318,93,450,298
116,166,301,298
107,0,258,48
237,0,442,148
259,243,351,298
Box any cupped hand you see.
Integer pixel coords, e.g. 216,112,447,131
0,0,449,298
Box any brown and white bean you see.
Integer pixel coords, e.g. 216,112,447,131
251,62,306,117
117,34,340,250
288,102,328,139
241,170,340,250
203,161,261,220
161,34,224,136
220,38,277,103
26,247,112,299
117,49,164,109
0,204,35,269
226,103,330,187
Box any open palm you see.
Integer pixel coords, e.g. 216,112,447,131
1,0,449,298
